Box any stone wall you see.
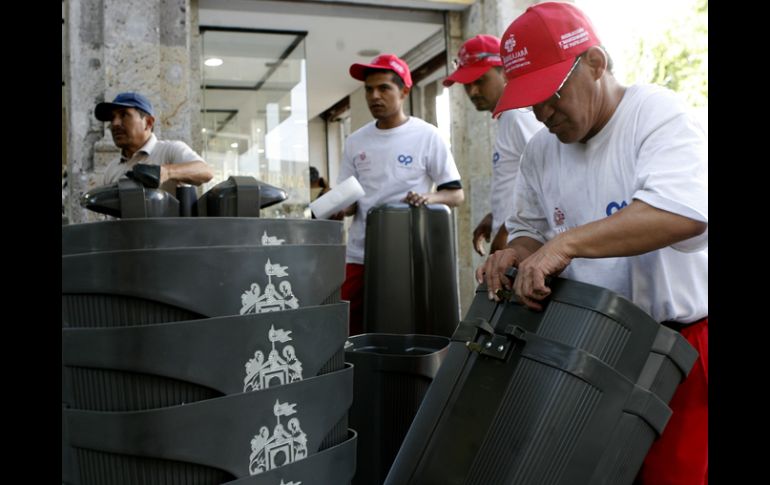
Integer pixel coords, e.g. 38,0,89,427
63,0,200,223
449,0,544,315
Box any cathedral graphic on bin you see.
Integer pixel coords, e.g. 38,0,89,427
240,259,300,314
249,399,308,475
243,324,304,392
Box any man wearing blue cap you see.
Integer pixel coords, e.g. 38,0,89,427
95,92,213,193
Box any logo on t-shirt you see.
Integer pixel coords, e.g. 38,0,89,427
358,152,367,161
397,154,413,166
605,200,628,216
553,207,566,227
492,152,500,164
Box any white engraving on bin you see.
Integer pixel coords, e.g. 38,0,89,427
262,231,285,246
249,399,308,475
240,259,300,314
244,324,304,391
279,480,301,485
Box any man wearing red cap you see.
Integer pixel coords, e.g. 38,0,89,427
476,3,707,485
336,54,464,335
444,34,542,257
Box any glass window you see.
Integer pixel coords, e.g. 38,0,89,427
201,28,310,218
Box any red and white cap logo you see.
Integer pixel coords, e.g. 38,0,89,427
493,1,602,115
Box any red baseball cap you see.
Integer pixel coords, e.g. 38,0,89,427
493,1,602,116
443,34,503,87
349,54,413,88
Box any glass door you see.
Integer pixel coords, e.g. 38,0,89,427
201,27,310,218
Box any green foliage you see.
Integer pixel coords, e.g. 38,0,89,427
624,0,708,108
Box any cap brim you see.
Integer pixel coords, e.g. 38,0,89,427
94,102,119,121
349,62,381,82
493,57,575,116
442,64,492,87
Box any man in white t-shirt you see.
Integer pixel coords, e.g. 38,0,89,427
476,3,708,485
443,34,542,256
335,54,464,335
96,92,213,194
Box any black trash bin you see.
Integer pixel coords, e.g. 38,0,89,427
363,203,459,336
345,333,449,485
62,217,344,255
62,218,351,485
385,275,696,485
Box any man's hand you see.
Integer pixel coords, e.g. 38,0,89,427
403,191,430,206
512,238,572,311
475,247,522,302
472,213,493,256
327,202,358,220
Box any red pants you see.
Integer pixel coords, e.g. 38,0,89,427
341,263,365,336
637,318,708,485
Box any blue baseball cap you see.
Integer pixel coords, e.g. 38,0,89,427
94,92,155,121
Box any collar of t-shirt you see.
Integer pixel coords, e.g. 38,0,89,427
120,133,158,164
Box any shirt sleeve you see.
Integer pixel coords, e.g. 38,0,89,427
426,129,461,187
167,141,204,164
491,111,543,231
631,91,708,252
505,139,550,245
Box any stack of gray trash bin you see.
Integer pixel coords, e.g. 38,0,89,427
385,269,699,485
62,217,357,485
345,203,458,485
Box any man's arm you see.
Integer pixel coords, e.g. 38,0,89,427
160,161,213,186
472,212,494,256
490,224,509,253
511,200,706,310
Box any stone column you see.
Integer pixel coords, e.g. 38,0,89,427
64,0,200,223
449,0,541,316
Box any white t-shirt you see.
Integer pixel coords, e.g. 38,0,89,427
338,117,462,264
102,134,203,193
508,84,708,323
490,109,543,233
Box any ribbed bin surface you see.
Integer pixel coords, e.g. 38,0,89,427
586,325,698,485
346,334,449,485
63,303,349,410
385,277,692,485
363,203,459,336
470,276,662,382
65,365,353,485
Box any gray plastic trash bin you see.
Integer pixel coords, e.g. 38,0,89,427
80,178,180,218
62,218,350,485
62,218,344,255
385,274,695,485
64,365,353,484
587,325,699,485
363,203,460,337
345,334,449,485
